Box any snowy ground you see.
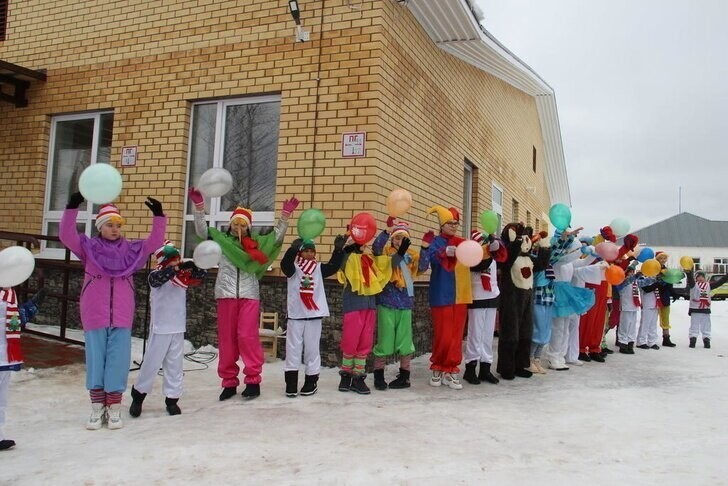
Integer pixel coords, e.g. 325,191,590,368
3,300,728,485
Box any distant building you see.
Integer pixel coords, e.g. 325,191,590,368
632,212,728,274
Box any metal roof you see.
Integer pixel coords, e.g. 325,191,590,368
406,0,571,205
632,213,728,248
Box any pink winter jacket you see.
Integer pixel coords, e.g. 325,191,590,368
60,208,166,331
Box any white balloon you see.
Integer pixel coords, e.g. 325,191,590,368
197,168,233,198
0,246,36,288
78,163,123,204
193,241,222,269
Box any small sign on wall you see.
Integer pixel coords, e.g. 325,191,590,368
342,132,366,158
121,146,137,167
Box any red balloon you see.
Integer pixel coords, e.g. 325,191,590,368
605,265,625,286
349,212,377,245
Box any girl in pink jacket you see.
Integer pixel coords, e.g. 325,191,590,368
60,192,165,430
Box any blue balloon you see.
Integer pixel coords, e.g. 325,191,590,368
549,203,571,231
636,247,655,262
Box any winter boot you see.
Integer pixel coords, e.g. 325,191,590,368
285,370,299,398
0,439,16,450
662,334,677,347
602,346,614,355
349,374,371,395
589,352,606,363
106,404,123,430
86,403,106,430
514,368,533,378
219,386,237,401
373,369,388,391
128,386,146,418
578,352,592,362
338,371,352,392
533,358,548,374
689,337,697,348
704,337,711,349
388,369,411,389
241,384,260,400
463,361,480,385
300,374,319,396
526,358,540,374
619,343,634,355
165,397,181,416
479,362,500,383
651,344,660,350
637,344,650,350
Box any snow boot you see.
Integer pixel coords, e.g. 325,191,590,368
86,403,106,430
619,343,634,355
514,368,533,378
388,369,411,389
578,352,592,362
241,384,260,400
285,370,299,398
349,374,371,395
165,397,181,416
463,361,480,385
0,439,15,450
589,352,606,363
662,335,677,347
338,371,352,392
602,346,614,355
106,404,123,430
128,386,146,418
219,386,237,401
526,358,541,374
479,362,500,383
636,344,650,349
651,344,660,350
373,369,388,390
704,337,711,349
300,374,319,396
689,337,697,348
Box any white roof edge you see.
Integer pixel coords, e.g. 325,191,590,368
406,0,571,206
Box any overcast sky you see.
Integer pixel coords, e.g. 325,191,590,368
477,0,728,236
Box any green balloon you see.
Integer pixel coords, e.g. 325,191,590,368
549,203,571,231
480,210,499,235
297,208,326,240
662,268,685,285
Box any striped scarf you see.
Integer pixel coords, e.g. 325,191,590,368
632,282,641,307
0,288,23,363
655,287,663,308
155,264,192,289
696,280,711,309
296,256,319,310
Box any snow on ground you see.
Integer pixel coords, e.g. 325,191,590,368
3,300,728,485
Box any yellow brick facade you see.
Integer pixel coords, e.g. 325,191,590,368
0,0,552,266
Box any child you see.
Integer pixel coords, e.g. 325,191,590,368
371,219,429,390
421,206,471,389
1,287,44,450
60,193,166,429
463,230,507,384
129,241,206,417
337,233,392,395
189,188,298,400
527,231,553,374
280,236,345,397
614,264,653,354
636,274,661,350
686,270,728,348
655,252,676,347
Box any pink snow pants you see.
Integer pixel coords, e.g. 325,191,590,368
217,298,263,387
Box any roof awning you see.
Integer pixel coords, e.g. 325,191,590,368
0,59,47,108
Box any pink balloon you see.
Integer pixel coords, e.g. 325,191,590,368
595,241,619,262
455,240,484,267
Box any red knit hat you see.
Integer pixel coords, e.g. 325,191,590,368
390,220,410,238
230,207,252,227
154,240,180,267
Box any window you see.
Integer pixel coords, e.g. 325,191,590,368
42,112,114,257
526,210,531,227
713,258,728,274
184,96,281,256
532,146,537,173
535,218,540,232
462,160,474,237
512,198,519,223
693,257,701,271
491,183,503,233
0,0,8,41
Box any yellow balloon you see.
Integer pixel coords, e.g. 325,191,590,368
641,259,661,277
679,256,694,271
386,189,412,217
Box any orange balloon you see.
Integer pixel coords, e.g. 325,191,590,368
641,259,661,277
605,265,625,285
386,189,412,217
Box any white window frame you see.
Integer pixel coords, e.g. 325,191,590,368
713,257,728,274
41,111,114,259
463,160,474,237
183,95,281,254
491,182,504,234
693,257,702,271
